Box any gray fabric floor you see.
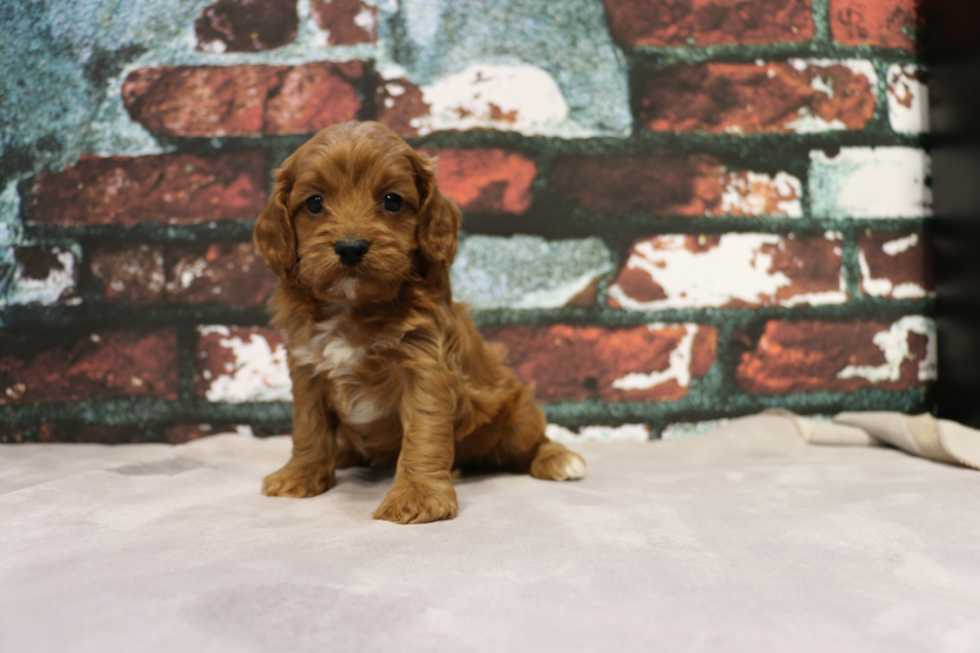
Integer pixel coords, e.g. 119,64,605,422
1,414,979,653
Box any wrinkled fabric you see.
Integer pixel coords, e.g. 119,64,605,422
767,410,980,469
2,414,979,653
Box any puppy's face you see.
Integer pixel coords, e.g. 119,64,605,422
254,122,461,303
288,129,421,304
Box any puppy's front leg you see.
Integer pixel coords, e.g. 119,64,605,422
374,369,458,524
262,361,336,498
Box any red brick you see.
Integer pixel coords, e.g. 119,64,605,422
421,149,536,214
122,66,270,137
609,233,846,310
165,242,278,307
38,424,142,444
376,77,430,138
311,0,377,45
264,63,364,135
92,242,277,307
858,232,933,300
736,318,935,394
638,61,876,133
195,0,298,52
0,330,178,405
830,0,921,50
29,151,266,227
601,0,814,46
122,63,362,137
554,153,717,215
552,153,802,216
196,326,290,402
482,323,717,403
92,244,165,305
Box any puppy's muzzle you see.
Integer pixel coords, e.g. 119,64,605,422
334,239,370,266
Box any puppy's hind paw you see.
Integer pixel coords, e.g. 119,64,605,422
262,462,334,498
530,441,586,481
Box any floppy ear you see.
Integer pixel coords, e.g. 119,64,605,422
253,159,297,279
411,151,462,268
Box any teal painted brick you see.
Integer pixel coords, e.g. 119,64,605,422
810,147,932,218
452,235,613,309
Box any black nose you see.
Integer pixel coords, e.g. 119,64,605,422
334,239,370,266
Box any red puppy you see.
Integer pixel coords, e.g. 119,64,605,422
253,121,585,524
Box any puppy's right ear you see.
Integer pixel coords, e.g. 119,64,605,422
253,161,297,279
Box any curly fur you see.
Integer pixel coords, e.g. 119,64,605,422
253,121,585,524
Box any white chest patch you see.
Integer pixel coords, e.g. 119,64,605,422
319,334,361,376
292,315,347,374
292,315,386,425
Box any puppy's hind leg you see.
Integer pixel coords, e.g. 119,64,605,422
489,384,587,482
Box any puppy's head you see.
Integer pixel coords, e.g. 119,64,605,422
253,121,461,303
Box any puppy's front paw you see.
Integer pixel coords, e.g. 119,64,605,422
373,480,458,524
262,462,334,498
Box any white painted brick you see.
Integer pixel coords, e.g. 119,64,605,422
546,423,650,443
403,63,575,137
809,147,933,218
717,170,803,217
198,326,292,403
0,246,80,308
609,233,847,311
887,65,929,134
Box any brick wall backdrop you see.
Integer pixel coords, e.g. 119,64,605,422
0,0,931,444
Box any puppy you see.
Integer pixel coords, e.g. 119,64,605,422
253,121,585,524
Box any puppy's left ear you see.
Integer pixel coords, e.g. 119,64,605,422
411,151,461,268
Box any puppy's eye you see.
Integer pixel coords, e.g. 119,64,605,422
382,193,403,212
305,195,323,214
